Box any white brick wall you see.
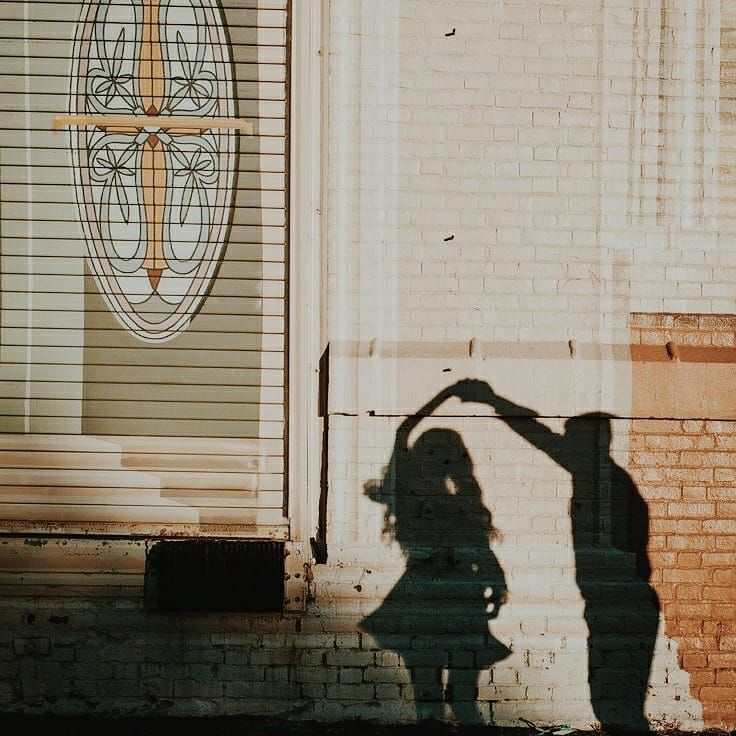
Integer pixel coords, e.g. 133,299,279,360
327,0,727,349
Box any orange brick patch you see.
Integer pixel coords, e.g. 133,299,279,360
630,313,736,729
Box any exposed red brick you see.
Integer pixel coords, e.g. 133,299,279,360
715,435,736,449
675,584,703,600
705,420,736,434
703,587,734,602
704,620,736,635
666,535,715,551
669,619,704,636
682,653,708,670
700,687,736,702
676,552,704,568
702,552,736,566
667,503,715,518
681,487,708,501
712,570,736,585
708,653,736,668
630,313,736,729
715,502,736,516
711,331,736,347
649,551,678,567
688,670,716,686
683,420,706,434
708,488,736,501
631,419,682,434
661,568,709,584
650,519,703,534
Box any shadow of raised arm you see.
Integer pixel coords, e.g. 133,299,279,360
394,382,466,452
454,379,572,473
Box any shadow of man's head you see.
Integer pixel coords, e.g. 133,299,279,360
564,411,615,452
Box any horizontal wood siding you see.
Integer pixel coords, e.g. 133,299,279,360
0,0,289,537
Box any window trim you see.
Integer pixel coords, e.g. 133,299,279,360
287,0,326,551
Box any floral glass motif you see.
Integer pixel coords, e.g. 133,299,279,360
70,0,238,341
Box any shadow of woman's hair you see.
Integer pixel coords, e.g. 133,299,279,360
364,427,501,544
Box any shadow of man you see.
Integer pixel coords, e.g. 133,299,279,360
456,379,658,732
360,383,510,724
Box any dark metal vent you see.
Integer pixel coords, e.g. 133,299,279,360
145,540,284,612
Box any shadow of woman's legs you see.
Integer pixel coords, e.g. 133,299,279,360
446,663,485,724
402,650,445,721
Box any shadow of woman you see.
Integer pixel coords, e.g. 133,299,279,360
456,378,659,732
360,383,510,724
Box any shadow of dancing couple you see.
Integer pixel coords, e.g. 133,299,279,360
360,378,658,731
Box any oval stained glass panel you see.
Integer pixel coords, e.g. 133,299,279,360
70,0,237,341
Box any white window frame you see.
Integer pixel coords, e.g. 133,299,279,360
287,0,326,551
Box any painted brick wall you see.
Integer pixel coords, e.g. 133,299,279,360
2,0,736,731
327,0,724,348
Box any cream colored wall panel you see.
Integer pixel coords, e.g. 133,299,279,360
82,384,284,404
0,58,287,81
48,518,287,539
83,419,285,439
0,450,127,471
0,38,286,65
0,167,286,189
0,489,287,509
0,298,286,322
231,26,286,46
1,399,282,422
226,8,288,27
77,366,284,387
0,502,287,527
121,454,283,475
2,181,286,206
0,434,119,452
15,324,287,349
229,225,286,243
110,434,284,457
0,381,85,401
83,343,283,366
0,449,282,474
0,537,145,574
1,202,284,228
0,79,286,102
81,401,280,423
2,281,285,301
0,470,282,495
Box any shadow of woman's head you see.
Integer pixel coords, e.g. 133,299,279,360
365,427,473,499
365,427,496,553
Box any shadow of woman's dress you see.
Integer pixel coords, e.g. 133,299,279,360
360,386,510,724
